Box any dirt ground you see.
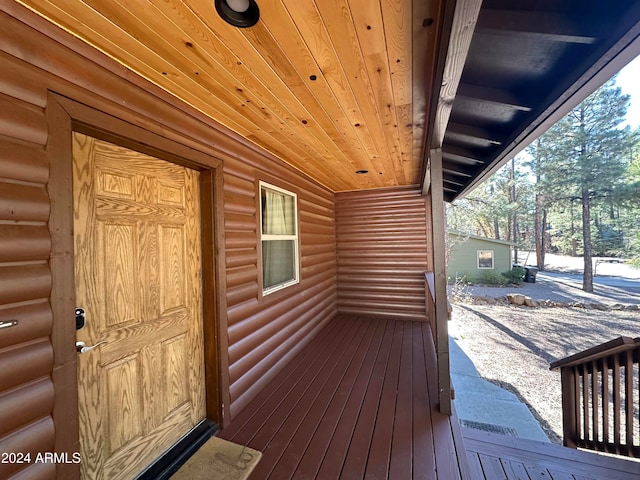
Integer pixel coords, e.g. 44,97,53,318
450,303,640,444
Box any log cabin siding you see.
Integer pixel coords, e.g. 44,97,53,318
335,187,433,321
0,20,56,475
224,156,337,417
0,4,337,477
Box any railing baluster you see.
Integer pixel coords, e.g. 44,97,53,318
625,350,634,457
602,357,610,448
582,362,590,445
573,366,581,446
592,360,599,447
614,352,622,453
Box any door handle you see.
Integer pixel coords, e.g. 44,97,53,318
0,320,18,329
76,340,108,354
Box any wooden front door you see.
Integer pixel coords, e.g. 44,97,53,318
73,132,206,479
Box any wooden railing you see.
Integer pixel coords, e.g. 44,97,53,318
424,272,437,337
424,272,452,336
551,337,640,457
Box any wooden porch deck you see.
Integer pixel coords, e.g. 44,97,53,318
215,314,640,479
463,427,640,480
218,314,467,479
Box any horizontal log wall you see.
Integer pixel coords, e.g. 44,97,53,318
0,3,337,477
0,65,55,480
224,159,337,417
336,187,433,321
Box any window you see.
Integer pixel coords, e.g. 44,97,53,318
260,182,299,294
477,250,494,269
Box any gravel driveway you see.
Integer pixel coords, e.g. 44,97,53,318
449,263,640,444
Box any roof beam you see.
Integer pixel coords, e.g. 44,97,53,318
477,9,601,44
456,84,532,112
442,145,485,165
442,167,472,178
443,174,466,186
429,0,483,150
446,122,503,146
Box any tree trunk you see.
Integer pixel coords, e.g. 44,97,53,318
534,201,541,266
511,158,518,265
582,187,594,292
535,203,546,270
541,208,547,269
570,201,577,256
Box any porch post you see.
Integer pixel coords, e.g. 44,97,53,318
428,148,452,414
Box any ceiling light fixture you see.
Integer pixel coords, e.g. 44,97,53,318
215,0,260,28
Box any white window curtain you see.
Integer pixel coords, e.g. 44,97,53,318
261,185,297,292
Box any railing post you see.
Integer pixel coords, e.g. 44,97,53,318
427,148,452,415
560,367,578,449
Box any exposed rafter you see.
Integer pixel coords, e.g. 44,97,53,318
455,84,532,112
477,9,602,44
445,122,503,146
439,0,640,202
442,146,485,165
442,168,472,178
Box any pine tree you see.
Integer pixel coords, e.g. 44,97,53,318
536,78,635,291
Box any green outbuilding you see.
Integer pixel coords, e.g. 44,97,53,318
447,231,514,283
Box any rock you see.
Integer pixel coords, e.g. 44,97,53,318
506,293,526,306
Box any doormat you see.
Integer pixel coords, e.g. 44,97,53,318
172,436,262,480
460,419,518,437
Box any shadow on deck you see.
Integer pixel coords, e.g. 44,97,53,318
205,314,639,479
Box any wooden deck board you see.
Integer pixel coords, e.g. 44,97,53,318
247,319,364,477
221,315,348,443
387,322,415,480
316,320,396,480
267,319,376,479
217,315,466,480
363,320,403,479
293,319,386,479
208,314,640,480
411,322,438,479
338,320,396,479
423,321,464,480
463,427,640,480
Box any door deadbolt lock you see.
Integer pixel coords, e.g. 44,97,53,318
75,308,86,330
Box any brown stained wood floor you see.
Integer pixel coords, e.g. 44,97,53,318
463,425,640,480
218,314,467,480
211,313,640,480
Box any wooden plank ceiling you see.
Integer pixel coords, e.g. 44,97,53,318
17,0,444,192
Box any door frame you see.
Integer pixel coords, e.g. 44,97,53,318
47,92,229,479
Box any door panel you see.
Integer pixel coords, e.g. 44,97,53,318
73,132,205,480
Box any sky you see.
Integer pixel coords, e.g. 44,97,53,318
613,54,640,128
